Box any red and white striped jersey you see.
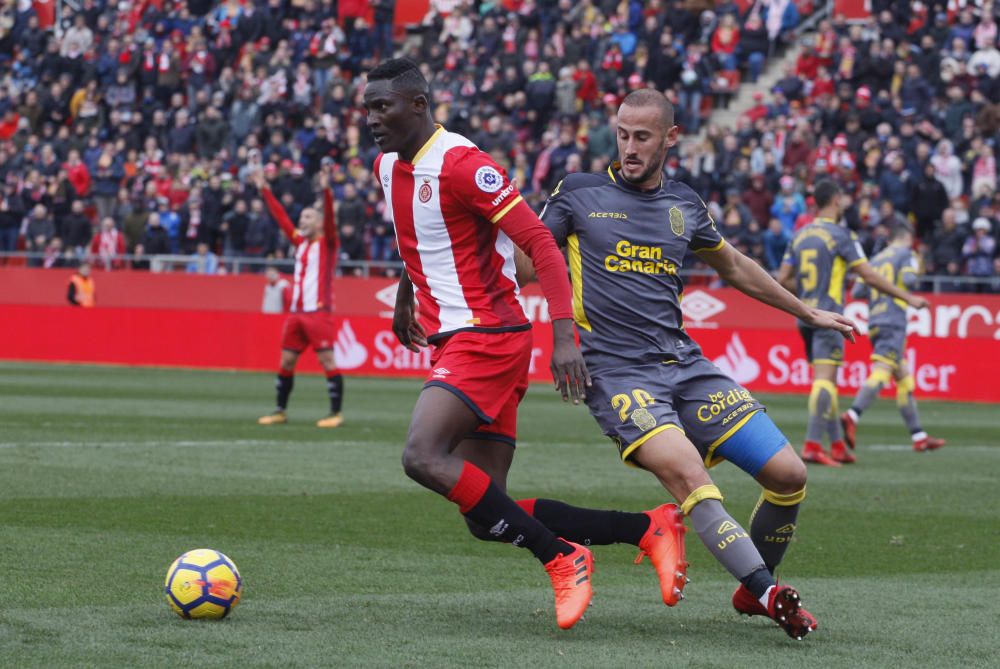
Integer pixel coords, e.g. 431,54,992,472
262,188,339,313
375,126,529,340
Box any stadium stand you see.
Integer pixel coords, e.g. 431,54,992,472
0,0,997,291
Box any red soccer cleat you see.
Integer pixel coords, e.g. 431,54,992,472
831,440,856,464
913,436,946,452
767,585,818,640
634,503,688,606
544,542,594,630
801,441,841,467
840,411,857,450
732,583,768,617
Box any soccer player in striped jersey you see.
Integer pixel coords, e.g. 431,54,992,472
365,58,689,630
255,167,346,428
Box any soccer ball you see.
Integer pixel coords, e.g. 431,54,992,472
164,548,243,619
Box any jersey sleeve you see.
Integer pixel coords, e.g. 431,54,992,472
687,192,724,252
446,149,524,225
838,229,866,267
323,187,339,252
538,179,575,246
900,250,919,288
261,187,300,242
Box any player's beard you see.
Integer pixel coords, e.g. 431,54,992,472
621,153,667,188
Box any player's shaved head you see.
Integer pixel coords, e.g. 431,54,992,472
620,89,674,129
367,58,430,98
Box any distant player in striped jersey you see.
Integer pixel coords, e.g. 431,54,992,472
255,167,345,428
365,59,688,630
842,224,945,453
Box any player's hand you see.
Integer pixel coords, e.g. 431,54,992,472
550,319,591,404
392,299,427,352
803,308,860,343
907,294,930,310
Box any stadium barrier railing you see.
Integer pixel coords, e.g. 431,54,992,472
1,251,994,294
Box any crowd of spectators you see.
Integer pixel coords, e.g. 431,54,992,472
0,0,998,291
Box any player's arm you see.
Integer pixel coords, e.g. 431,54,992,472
698,241,859,340
851,262,928,309
497,199,590,403
252,169,299,241
318,169,339,252
775,261,796,293
392,271,427,352
453,157,588,402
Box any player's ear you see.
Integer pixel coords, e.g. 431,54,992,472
411,93,429,116
665,124,680,148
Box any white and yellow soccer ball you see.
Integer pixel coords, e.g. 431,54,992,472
164,549,243,619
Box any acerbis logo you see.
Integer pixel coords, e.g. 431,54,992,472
333,320,368,369
681,290,726,326
713,333,760,384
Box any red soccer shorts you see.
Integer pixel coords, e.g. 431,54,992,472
281,311,335,353
425,329,533,444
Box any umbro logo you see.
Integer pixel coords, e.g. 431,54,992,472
432,367,451,379
489,519,509,536
717,520,738,534
776,523,797,534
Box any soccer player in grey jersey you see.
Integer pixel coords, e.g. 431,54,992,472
842,224,946,452
777,181,929,466
520,89,860,640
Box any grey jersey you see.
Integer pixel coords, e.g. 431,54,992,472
854,245,918,329
782,218,866,315
540,168,724,367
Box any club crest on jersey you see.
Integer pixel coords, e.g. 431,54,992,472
474,166,503,193
669,206,685,236
418,178,433,203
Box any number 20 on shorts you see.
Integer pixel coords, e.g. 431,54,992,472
611,389,655,422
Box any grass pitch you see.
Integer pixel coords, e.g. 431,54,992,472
0,362,997,668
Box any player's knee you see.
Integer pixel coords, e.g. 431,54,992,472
400,444,435,484
773,457,807,493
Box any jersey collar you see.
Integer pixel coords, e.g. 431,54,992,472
408,125,445,166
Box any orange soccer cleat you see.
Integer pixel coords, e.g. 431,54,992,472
801,441,841,467
257,411,288,425
830,440,856,464
840,411,857,450
634,503,689,606
913,435,946,452
732,583,768,617
544,542,594,630
766,585,818,640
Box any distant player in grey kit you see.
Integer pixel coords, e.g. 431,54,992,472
841,224,946,453
777,180,929,466
518,89,860,640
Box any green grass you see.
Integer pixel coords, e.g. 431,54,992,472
0,362,997,668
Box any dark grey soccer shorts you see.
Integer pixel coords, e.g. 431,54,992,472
799,326,844,366
869,324,906,368
584,356,770,468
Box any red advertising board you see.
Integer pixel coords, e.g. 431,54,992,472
2,270,999,401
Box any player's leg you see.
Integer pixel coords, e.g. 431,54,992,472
894,361,945,452
304,312,344,427
710,410,806,576
802,362,842,466
404,387,591,629
259,346,301,425
406,331,591,629
314,349,344,427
